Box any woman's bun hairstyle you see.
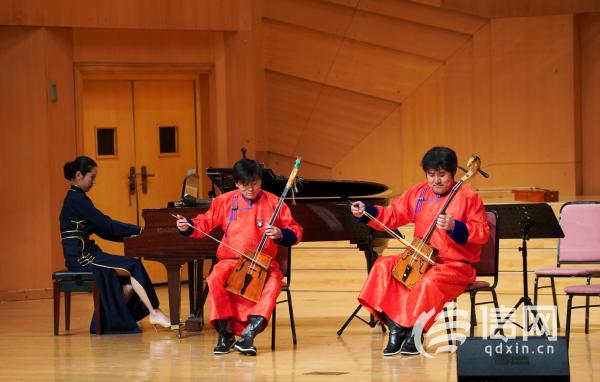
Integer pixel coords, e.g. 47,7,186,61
64,156,97,180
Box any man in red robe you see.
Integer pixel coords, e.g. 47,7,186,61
176,158,302,356
351,147,489,356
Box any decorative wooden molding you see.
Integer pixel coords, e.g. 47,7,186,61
0,0,252,31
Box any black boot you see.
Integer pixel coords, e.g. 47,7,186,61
213,319,236,355
381,312,408,356
234,316,267,356
400,329,423,356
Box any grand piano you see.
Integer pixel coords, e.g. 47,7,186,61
124,166,390,337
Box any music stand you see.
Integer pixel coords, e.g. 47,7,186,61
485,203,564,334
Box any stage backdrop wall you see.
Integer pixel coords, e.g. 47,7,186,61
1,1,599,300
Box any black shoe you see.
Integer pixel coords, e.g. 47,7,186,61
381,313,408,356
213,319,235,355
234,335,257,356
234,316,267,356
400,331,422,356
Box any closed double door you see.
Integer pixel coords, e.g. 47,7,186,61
82,80,198,282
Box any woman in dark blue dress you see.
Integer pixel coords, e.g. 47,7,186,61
60,156,170,334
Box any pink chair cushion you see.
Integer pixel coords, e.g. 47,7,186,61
558,203,600,262
467,280,491,290
535,267,600,276
564,284,600,295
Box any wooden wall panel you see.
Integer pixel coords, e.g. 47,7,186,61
440,0,600,18
250,0,268,163
345,10,471,61
263,0,489,172
322,0,360,8
0,27,76,299
471,22,493,167
356,0,487,34
266,68,398,167
0,0,252,31
223,25,266,162
45,28,78,274
328,39,441,103
334,15,581,197
439,30,493,192
206,32,230,168
332,108,405,194
489,15,577,195
413,0,444,7
294,82,398,167
264,0,357,37
579,13,600,194
263,20,341,84
266,0,472,61
265,71,321,158
73,29,215,64
266,152,332,179
264,20,442,103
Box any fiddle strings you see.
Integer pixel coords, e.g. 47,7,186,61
354,203,435,264
408,179,467,269
248,158,301,274
421,180,462,244
247,194,286,274
170,213,247,258
410,159,481,268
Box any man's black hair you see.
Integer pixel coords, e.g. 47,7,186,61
232,158,264,184
421,146,458,176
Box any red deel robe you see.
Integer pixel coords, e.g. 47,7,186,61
188,189,302,335
358,181,489,331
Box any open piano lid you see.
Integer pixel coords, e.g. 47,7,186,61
205,167,389,198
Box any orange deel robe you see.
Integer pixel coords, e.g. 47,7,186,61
358,181,489,331
187,189,302,335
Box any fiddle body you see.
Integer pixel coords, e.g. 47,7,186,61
392,237,438,288
225,249,272,303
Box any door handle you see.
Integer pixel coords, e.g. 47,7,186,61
128,166,137,195
141,165,155,194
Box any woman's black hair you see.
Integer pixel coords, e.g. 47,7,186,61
421,146,458,176
63,156,97,180
232,158,264,185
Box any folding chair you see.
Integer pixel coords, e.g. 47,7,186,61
534,201,600,328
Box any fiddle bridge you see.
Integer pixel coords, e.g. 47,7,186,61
392,238,438,288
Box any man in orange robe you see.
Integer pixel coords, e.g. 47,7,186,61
177,158,302,356
351,147,489,356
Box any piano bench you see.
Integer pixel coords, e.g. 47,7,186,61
52,270,101,335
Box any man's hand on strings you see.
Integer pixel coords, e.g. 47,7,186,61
265,225,282,240
436,214,455,232
175,214,191,232
351,201,365,218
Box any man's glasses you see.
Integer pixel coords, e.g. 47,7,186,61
238,180,261,190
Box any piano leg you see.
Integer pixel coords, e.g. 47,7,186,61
185,260,204,331
161,260,183,338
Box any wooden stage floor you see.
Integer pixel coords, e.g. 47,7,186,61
0,286,598,381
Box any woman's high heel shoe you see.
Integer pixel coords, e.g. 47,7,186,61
149,314,171,332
